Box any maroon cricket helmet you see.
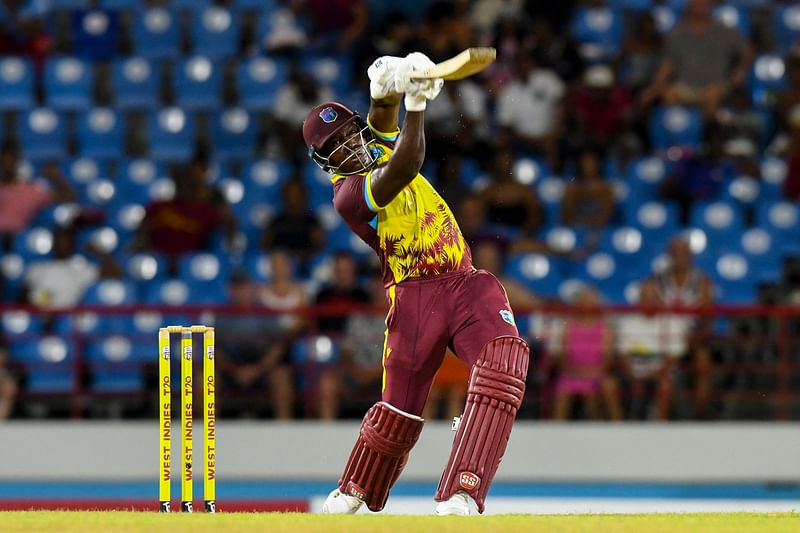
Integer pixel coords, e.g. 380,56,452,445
302,101,375,174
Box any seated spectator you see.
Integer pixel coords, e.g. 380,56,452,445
0,11,52,70
0,140,75,251
423,350,468,421
318,274,386,420
652,236,715,419
261,180,324,262
0,338,18,421
496,49,566,169
659,122,735,224
552,286,622,421
259,248,308,336
640,0,753,118
23,227,121,309
215,271,294,419
569,64,633,156
314,251,370,336
560,150,616,240
616,280,690,420
472,239,538,311
716,87,767,151
303,0,367,52
479,148,544,238
260,3,308,54
616,12,662,97
134,157,235,271
530,17,583,84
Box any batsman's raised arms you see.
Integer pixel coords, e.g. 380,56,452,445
408,47,496,81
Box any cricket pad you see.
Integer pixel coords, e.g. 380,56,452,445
435,336,529,513
339,401,424,512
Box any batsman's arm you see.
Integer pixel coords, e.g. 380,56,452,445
368,109,425,207
368,93,401,138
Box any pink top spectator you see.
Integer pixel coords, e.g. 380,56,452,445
0,181,51,232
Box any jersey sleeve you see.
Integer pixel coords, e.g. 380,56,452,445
333,173,382,224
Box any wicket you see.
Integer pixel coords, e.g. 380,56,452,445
158,325,216,513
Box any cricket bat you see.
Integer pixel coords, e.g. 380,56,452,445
408,47,496,81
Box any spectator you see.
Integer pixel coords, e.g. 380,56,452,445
418,1,474,63
782,108,800,201
260,3,308,54
0,12,52,70
0,141,75,251
479,148,544,238
261,180,324,262
616,12,662,96
530,17,583,84
569,64,633,156
471,239,539,311
616,280,690,420
23,227,121,309
318,274,386,420
560,150,616,239
134,157,235,270
659,122,736,224
0,338,18,420
314,252,370,335
215,271,294,419
469,0,523,42
425,79,491,161
652,236,715,419
640,0,753,118
259,248,308,337
422,351,468,420
774,48,800,135
496,49,566,169
303,0,367,52
552,286,622,421
716,87,767,151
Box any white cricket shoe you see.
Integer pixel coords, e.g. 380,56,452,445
322,488,364,514
435,490,471,516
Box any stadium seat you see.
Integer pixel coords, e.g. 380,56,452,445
64,156,104,188
739,228,781,283
712,253,757,304
172,0,211,10
44,57,93,111
601,226,653,280
626,157,668,199
11,336,74,393
301,53,353,95
724,175,760,206
86,334,146,392
242,158,291,200
1,310,41,340
147,107,196,161
132,7,180,60
191,6,240,59
0,253,26,302
117,158,165,202
111,57,159,110
80,279,138,333
292,334,340,365
126,253,167,285
757,201,800,255
713,5,749,35
71,7,119,61
177,252,229,302
12,227,54,261
51,0,91,8
211,108,257,161
570,7,622,61
759,157,786,202
625,200,679,252
237,57,289,111
18,108,67,161
689,201,744,242
504,253,563,299
99,0,136,9
774,4,800,54
536,176,566,228
653,5,677,33
303,160,335,209
174,55,222,111
0,57,34,110
649,106,703,151
77,107,125,160
748,54,786,108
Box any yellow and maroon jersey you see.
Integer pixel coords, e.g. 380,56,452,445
332,119,472,287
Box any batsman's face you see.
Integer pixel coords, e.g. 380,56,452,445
325,120,375,175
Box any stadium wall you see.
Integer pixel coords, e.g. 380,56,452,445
1,422,798,482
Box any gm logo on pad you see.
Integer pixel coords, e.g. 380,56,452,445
319,107,338,123
459,471,480,491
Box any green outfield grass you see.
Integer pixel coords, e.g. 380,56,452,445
0,512,797,533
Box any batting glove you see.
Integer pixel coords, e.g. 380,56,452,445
368,55,403,100
394,52,444,112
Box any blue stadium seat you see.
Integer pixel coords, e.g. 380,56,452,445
723,175,760,206
626,157,668,199
111,57,159,110
774,5,800,54
748,54,787,108
177,252,229,302
301,54,353,95
212,108,257,161
117,158,165,202
303,160,335,209
236,0,276,9
1,310,42,340
174,56,222,111
571,7,622,61
12,227,54,261
11,336,74,393
51,0,91,8
759,156,786,201
77,107,125,160
99,0,136,8
649,106,703,151
126,253,168,286
689,201,744,242
18,108,67,160
192,6,240,59
79,279,138,333
609,0,651,11
238,57,289,111
713,5,749,35
625,200,679,253
536,176,566,227
601,226,653,280
86,334,146,392
0,253,26,302
172,0,211,10
147,107,196,161
757,201,800,255
504,253,563,299
653,5,677,33
292,334,340,365
44,57,93,111
0,57,34,110
712,253,757,304
72,7,119,61
739,228,781,283
132,7,180,60
242,158,291,199
235,197,274,242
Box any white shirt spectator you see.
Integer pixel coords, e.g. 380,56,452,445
616,313,690,378
425,80,490,141
25,255,99,309
496,68,565,138
273,84,334,127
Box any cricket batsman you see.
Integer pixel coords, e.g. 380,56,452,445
302,52,530,516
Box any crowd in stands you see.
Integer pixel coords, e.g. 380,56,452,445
1,0,799,421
